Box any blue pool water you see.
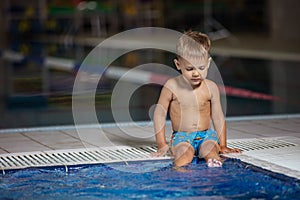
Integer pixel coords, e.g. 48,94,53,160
0,158,299,199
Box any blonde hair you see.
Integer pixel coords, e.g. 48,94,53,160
176,30,211,60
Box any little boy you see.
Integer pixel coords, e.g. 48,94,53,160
152,31,241,167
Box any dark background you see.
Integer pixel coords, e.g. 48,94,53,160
0,0,299,128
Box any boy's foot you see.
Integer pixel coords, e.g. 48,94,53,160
207,158,223,167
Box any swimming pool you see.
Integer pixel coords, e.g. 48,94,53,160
1,158,299,199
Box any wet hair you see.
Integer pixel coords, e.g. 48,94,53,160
176,30,211,60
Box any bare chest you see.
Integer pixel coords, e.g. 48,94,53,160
171,89,211,110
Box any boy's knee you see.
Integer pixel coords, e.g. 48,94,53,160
199,140,220,157
173,142,194,166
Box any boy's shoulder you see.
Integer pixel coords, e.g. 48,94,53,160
204,79,218,89
203,79,221,99
165,75,182,86
162,76,183,95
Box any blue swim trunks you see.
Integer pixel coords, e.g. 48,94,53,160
171,129,219,156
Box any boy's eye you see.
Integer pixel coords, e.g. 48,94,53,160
186,68,194,71
199,66,206,70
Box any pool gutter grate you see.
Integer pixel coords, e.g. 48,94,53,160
0,146,170,171
227,137,297,152
0,137,298,171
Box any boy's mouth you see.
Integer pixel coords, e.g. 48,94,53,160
191,78,202,82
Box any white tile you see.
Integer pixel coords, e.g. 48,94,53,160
63,127,157,148
61,129,81,139
0,148,9,154
23,131,85,150
227,128,261,139
72,128,119,148
245,146,300,172
0,133,51,153
0,133,25,139
227,121,255,127
230,123,288,136
255,120,300,133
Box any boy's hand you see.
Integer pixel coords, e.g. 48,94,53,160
220,146,242,154
151,145,169,157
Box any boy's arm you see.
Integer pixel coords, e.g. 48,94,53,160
152,82,173,156
208,81,241,154
209,81,226,147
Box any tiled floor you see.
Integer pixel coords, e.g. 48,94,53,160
0,114,299,178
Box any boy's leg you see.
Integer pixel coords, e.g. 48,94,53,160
172,142,194,167
199,140,222,167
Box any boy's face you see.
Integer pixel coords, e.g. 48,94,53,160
174,56,211,88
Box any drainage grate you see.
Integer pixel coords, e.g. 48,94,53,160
0,137,297,171
0,146,170,171
227,137,297,152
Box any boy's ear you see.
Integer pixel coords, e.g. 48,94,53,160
174,58,181,70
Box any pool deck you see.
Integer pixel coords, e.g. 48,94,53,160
0,114,299,178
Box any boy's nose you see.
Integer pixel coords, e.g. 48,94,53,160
193,70,200,77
